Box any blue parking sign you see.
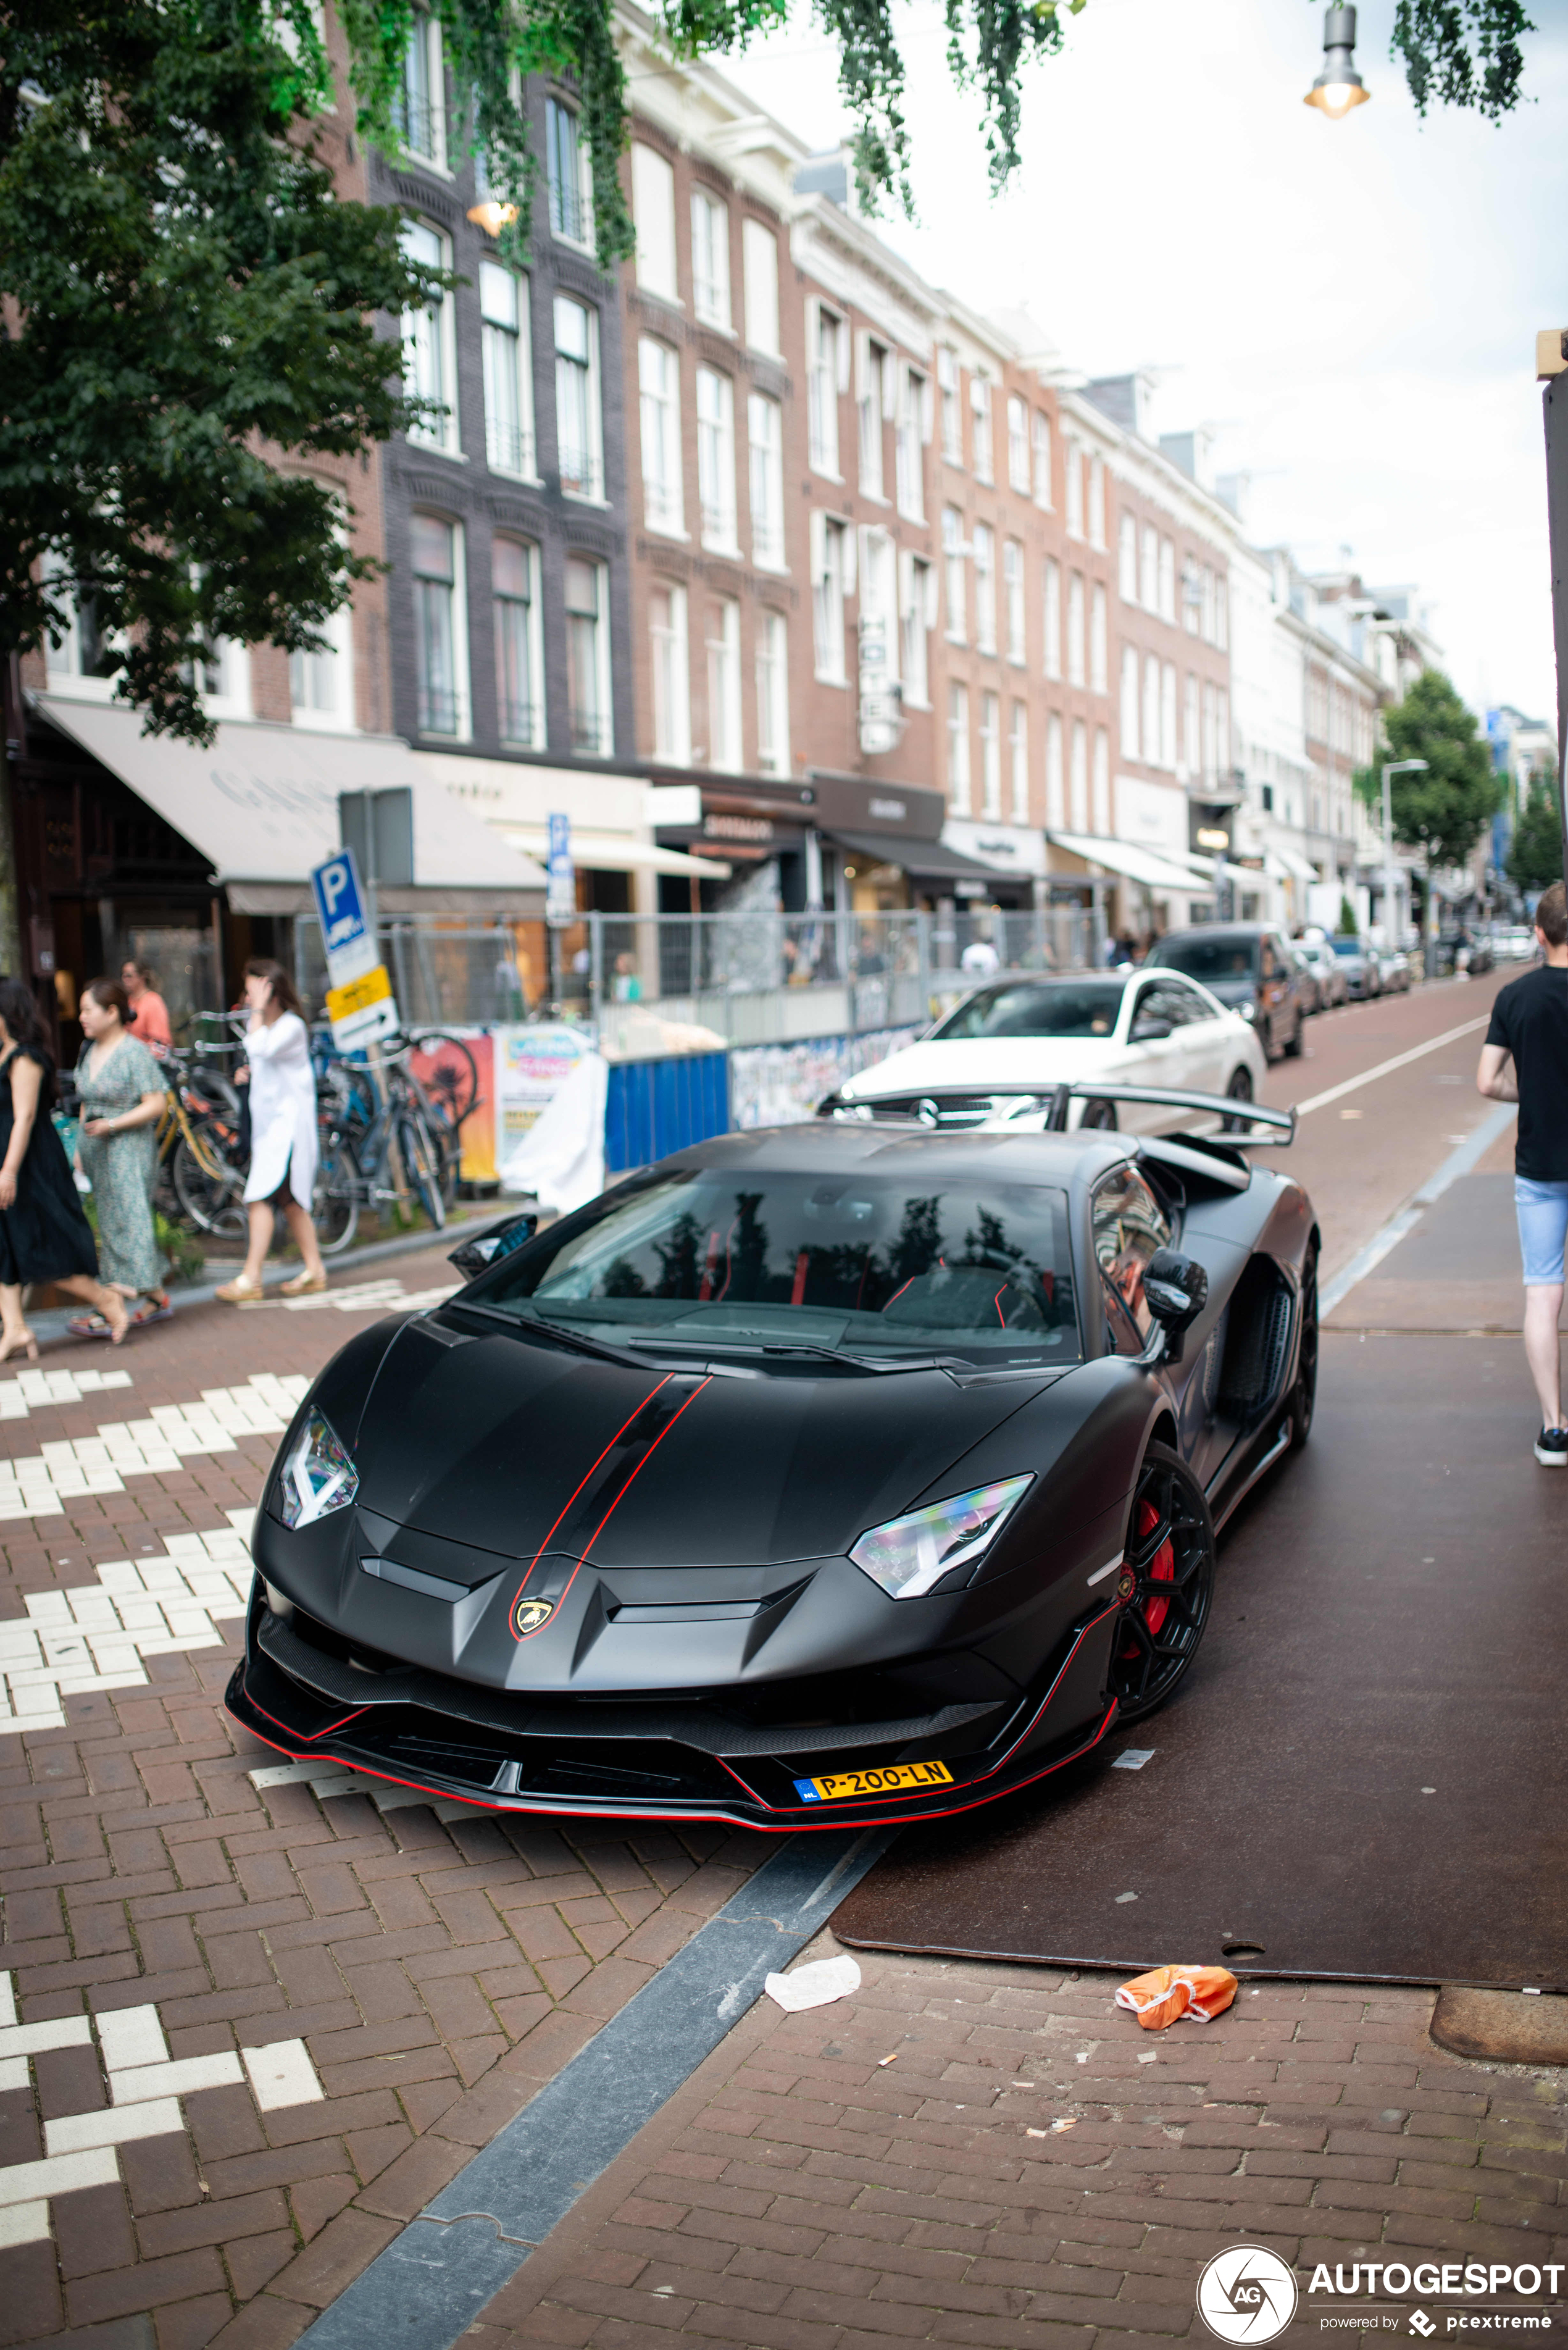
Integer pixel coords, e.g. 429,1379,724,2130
311,848,369,955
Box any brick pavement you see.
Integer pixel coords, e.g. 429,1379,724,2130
469,1931,1568,2350
0,1256,772,2349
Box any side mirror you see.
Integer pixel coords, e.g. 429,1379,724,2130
448,1210,538,1281
1130,1016,1172,1042
1143,1247,1209,1364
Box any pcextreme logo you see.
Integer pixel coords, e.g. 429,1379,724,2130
1198,2246,1299,2343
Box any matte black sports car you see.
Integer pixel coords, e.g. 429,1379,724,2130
227,1084,1319,1831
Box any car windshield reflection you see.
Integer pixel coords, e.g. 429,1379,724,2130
464,1171,1082,1365
1149,936,1259,982
933,980,1127,1040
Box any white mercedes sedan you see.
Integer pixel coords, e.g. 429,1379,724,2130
835,970,1268,1132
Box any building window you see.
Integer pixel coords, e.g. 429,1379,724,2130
1033,411,1053,508
1046,711,1064,827
705,597,741,771
290,604,351,732
1004,539,1025,666
812,514,847,682
691,187,731,329
1007,395,1030,495
900,553,930,706
565,554,611,754
943,507,966,643
1067,572,1085,688
1140,524,1159,612
973,522,996,654
546,98,591,245
808,306,842,475
638,338,683,535
1119,512,1137,603
947,682,971,814
554,296,603,499
1090,582,1107,695
183,627,251,719
1088,456,1105,550
970,376,993,482
1161,661,1177,766
1092,727,1111,833
1143,654,1160,766
395,12,445,166
1184,671,1199,774
696,366,736,551
480,262,534,479
1070,719,1088,831
1215,577,1228,651
748,392,785,569
742,219,780,355
980,692,1001,819
1065,443,1083,538
1159,537,1176,625
1183,557,1202,634
938,348,962,464
1009,701,1028,822
1120,643,1139,760
401,220,457,454
858,338,887,500
493,537,541,748
411,513,465,738
649,583,690,763
860,527,896,694
896,366,926,522
1043,558,1061,682
756,610,790,776
631,144,677,302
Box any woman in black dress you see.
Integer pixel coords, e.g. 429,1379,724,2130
0,979,128,1361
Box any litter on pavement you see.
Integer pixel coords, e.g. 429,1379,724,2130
762,1954,862,2012
1114,1963,1239,2029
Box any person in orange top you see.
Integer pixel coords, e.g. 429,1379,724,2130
121,960,172,1058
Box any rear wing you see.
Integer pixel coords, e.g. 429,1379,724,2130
816,1080,1298,1144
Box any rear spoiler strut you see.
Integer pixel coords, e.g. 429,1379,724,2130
817,1081,1298,1145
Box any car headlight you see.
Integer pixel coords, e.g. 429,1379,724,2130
1238,1001,1257,1022
278,1410,359,1530
849,1475,1033,1600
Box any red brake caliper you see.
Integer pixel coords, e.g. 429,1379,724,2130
1120,1496,1174,1652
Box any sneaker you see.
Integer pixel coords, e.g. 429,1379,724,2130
1535,1428,1568,1466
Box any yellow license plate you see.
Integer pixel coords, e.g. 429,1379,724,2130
793,1760,954,1804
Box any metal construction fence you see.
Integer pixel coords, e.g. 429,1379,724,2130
289,903,1104,1050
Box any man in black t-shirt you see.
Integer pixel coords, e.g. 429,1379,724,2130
1477,879,1568,1464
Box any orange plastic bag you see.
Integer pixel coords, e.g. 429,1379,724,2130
1114,1964,1238,2030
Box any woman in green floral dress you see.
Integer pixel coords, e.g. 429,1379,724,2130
72,978,171,1332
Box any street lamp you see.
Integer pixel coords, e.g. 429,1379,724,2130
1304,6,1370,116
1382,756,1426,968
467,199,519,236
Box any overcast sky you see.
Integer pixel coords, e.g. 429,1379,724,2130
719,0,1568,726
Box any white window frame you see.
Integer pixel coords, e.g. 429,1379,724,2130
857,334,887,501
895,364,926,522
1161,660,1177,767
741,219,780,356
546,97,593,248
1159,536,1176,624
631,144,678,304
811,511,849,685
705,596,742,772
1043,558,1061,682
1119,512,1138,603
973,522,996,654
554,295,604,501
1092,727,1111,832
1090,582,1107,695
1064,441,1083,539
1045,711,1064,827
691,186,732,330
638,338,684,537
1070,718,1088,831
938,347,962,465
290,600,352,733
970,374,994,483
756,609,790,777
807,303,844,479
491,535,543,751
947,681,971,814
1143,653,1161,766
1006,395,1030,495
480,262,536,480
402,219,458,457
696,366,738,553
1009,700,1028,822
1140,524,1159,612
1004,538,1025,667
899,551,930,708
564,553,612,756
748,391,785,570
1120,642,1140,759
1033,411,1053,509
397,12,446,169
649,581,691,764
943,506,967,645
980,691,1001,820
1088,456,1106,550
1184,670,1200,774
1067,571,1085,688
411,512,470,742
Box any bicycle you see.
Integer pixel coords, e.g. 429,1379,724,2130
312,1035,457,1255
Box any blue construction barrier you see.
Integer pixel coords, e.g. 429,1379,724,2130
603,1052,730,1174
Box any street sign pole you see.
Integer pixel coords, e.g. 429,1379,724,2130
1539,332,1568,894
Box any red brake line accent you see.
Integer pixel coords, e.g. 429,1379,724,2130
576,1376,714,1560
507,1374,675,1634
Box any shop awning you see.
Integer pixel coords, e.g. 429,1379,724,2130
1047,832,1207,895
35,695,547,905
490,824,728,881
828,830,1004,881
1273,846,1319,882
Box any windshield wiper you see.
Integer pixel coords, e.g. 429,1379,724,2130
450,1301,653,1369
615,1333,972,1374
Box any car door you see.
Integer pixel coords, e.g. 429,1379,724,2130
1125,979,1195,1116
1257,934,1290,1054
1164,975,1230,1093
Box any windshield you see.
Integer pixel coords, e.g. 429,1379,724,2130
465,1168,1081,1366
933,979,1126,1040
1331,939,1364,958
1149,935,1259,983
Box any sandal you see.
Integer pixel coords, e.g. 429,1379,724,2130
128,1297,174,1328
279,1270,328,1297
215,1276,266,1305
67,1312,112,1340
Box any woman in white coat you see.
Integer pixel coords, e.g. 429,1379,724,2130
215,960,328,1303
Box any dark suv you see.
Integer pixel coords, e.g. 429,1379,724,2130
1142,924,1307,1061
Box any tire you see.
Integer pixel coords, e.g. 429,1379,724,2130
312,1142,359,1257
1220,1067,1254,1134
1289,1240,1319,1449
1283,1012,1304,1058
1079,1099,1118,1131
1106,1442,1216,1724
396,1113,446,1230
405,1031,480,1127
172,1132,247,1239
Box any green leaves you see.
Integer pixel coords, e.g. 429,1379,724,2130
1389,0,1533,121
0,0,438,743
1359,671,1503,875
1508,778,1562,894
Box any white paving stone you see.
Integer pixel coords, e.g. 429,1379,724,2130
241,2039,323,2110
95,2005,166,2072
109,2052,244,2105
0,2199,50,2244
44,2100,183,2156
0,2148,121,2207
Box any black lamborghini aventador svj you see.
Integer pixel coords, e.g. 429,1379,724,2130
228,1102,1318,1829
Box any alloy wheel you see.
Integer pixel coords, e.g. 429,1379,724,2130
1220,1067,1254,1134
1291,1241,1319,1447
1106,1443,1216,1723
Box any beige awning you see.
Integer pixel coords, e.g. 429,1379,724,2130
491,824,729,880
36,695,548,902
411,750,730,880
1047,831,1206,895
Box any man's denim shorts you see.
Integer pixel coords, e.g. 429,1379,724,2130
1516,1177,1568,1286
